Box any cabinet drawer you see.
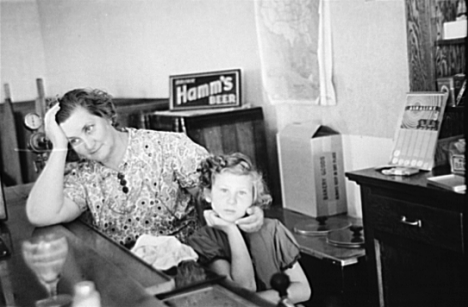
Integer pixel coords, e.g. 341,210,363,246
366,194,463,253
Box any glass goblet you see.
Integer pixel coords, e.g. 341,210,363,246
22,233,72,307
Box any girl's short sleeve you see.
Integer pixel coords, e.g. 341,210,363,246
187,227,231,265
272,220,301,270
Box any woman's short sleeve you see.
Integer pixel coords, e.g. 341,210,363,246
169,133,209,189
63,166,88,213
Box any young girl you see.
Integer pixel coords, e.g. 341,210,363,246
187,153,311,305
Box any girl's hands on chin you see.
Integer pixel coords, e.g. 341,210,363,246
44,103,68,151
203,210,235,232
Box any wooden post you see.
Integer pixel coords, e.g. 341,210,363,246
35,78,46,133
0,84,23,185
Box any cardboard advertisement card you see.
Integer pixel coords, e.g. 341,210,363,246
389,92,448,171
169,69,242,111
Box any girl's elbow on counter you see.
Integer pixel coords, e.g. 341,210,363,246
293,283,312,304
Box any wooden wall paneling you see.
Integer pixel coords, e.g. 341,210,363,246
220,123,239,155
436,42,466,78
235,120,256,165
148,115,176,132
126,112,146,129
406,0,438,91
252,116,269,184
405,0,462,88
433,0,464,79
202,126,224,154
186,127,204,150
116,98,169,129
437,0,460,25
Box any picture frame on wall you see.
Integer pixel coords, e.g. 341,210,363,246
169,69,242,111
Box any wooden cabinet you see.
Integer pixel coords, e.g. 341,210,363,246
144,107,270,185
347,168,466,307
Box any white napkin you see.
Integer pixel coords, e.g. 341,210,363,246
131,235,198,271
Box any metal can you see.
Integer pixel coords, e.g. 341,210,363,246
449,138,465,175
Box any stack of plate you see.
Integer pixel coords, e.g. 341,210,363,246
326,225,365,249
293,216,351,236
293,216,365,249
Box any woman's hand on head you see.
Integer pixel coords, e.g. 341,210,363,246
44,103,68,151
235,206,264,233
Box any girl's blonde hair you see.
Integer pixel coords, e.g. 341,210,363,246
198,152,272,209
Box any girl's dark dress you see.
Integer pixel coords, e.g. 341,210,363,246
188,218,301,290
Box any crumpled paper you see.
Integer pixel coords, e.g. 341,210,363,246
131,234,198,271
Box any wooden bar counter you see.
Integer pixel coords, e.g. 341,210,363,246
0,183,170,306
0,184,276,307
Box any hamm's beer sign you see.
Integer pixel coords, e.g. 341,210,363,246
169,69,241,110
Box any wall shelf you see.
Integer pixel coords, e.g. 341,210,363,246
445,105,465,112
436,37,467,46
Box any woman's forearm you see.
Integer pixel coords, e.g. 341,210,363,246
26,149,69,225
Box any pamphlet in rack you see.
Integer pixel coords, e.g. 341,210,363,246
378,92,449,177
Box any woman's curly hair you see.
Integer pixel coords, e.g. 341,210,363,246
55,88,118,127
198,152,272,209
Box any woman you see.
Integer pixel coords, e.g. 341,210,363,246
26,88,263,248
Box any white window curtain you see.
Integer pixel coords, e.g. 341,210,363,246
318,0,336,106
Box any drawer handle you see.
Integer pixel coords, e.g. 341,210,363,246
400,216,422,228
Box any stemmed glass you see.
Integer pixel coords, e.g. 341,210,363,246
22,233,72,307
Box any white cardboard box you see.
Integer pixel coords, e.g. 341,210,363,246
277,122,347,217
443,20,467,39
